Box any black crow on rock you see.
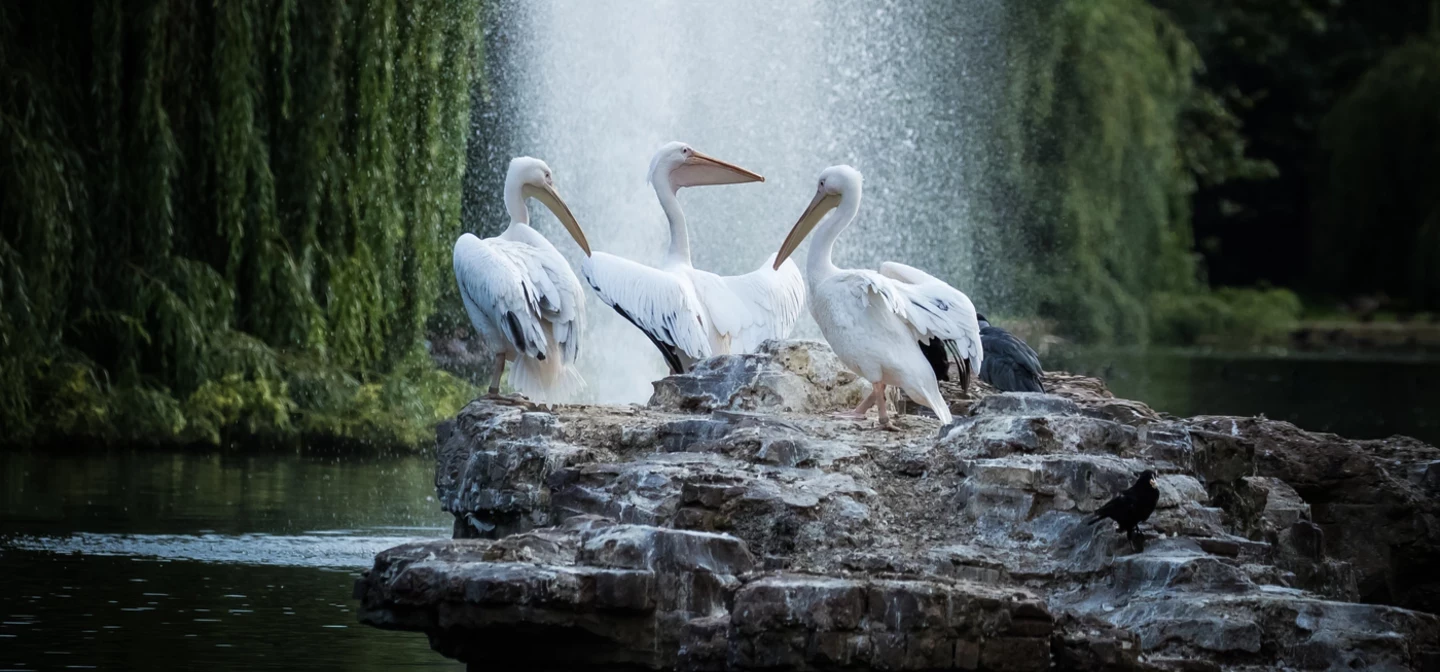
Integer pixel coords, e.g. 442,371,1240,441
1086,470,1160,549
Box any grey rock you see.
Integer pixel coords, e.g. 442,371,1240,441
1189,415,1440,612
358,340,1440,671
648,339,869,414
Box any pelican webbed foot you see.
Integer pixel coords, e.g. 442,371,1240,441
481,391,538,411
834,385,881,421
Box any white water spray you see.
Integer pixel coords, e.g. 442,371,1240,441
491,0,1008,402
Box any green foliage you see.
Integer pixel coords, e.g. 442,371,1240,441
996,0,1284,345
1000,0,1204,343
1315,39,1440,309
0,0,484,449
1151,287,1302,346
288,352,473,448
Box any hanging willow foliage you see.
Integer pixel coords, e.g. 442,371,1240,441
995,0,1293,344
0,0,484,447
997,0,1201,343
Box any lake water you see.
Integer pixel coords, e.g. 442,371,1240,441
1048,347,1440,445
2,349,1437,671
0,450,460,671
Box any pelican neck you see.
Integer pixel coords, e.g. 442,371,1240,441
651,171,692,266
503,178,529,225
808,190,861,280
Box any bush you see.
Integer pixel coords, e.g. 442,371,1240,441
1151,287,1302,345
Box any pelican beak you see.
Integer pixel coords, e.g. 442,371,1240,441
524,182,591,256
671,150,765,188
774,189,840,269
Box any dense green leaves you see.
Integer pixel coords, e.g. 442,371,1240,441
0,0,482,447
996,0,1300,343
1000,0,1205,342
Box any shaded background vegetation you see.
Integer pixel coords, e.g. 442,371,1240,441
2,0,1437,447
997,0,1440,345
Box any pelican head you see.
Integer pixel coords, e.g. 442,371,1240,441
509,156,591,256
773,165,862,269
649,141,764,191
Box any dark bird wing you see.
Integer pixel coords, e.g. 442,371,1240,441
918,336,950,382
1134,484,1160,523
1086,492,1133,525
979,325,1044,392
1086,477,1161,531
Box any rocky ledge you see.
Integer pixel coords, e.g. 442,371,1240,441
356,340,1440,671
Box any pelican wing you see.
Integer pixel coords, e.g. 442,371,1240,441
453,233,553,360
822,269,910,329
517,238,587,364
581,252,713,371
683,267,752,349
878,261,984,382
712,254,807,353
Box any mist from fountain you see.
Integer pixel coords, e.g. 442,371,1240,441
484,0,1012,402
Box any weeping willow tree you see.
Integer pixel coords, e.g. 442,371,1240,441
995,0,1290,344
0,0,484,447
1315,38,1440,311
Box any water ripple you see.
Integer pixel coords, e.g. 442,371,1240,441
2,531,445,569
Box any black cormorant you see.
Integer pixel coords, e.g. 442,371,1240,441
976,314,1045,392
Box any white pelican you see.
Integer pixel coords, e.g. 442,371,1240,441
581,142,806,374
453,157,591,401
772,165,982,429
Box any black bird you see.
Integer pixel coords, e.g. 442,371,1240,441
1086,470,1160,546
975,314,1045,392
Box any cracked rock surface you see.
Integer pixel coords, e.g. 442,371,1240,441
357,340,1440,671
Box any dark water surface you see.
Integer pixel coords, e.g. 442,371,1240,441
0,449,461,671
1049,347,1440,445
3,350,1437,671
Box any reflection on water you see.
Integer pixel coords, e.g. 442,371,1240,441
0,449,460,671
1049,347,1440,445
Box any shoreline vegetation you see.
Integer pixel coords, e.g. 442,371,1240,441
3,1,1436,450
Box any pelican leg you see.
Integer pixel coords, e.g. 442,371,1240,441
486,355,506,396
875,383,899,432
832,386,878,419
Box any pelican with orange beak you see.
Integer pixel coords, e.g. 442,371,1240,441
773,165,981,429
453,156,592,402
582,142,806,374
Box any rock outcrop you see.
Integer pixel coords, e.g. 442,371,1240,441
358,340,1440,671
